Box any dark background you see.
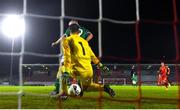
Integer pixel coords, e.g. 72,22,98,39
0,0,180,77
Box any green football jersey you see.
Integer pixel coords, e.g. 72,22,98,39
132,74,137,82
64,26,91,40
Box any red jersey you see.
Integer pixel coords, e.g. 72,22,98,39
159,66,168,76
159,66,170,83
158,65,170,88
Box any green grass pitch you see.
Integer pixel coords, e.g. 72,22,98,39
0,85,179,109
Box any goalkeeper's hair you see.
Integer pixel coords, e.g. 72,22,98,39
69,24,80,34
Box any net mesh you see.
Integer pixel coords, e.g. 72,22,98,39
0,0,179,109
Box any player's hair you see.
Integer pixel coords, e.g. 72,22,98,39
69,24,80,34
68,20,79,26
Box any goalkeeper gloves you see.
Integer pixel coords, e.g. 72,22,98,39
98,63,110,74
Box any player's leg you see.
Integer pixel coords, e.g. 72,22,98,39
103,84,116,97
162,75,168,89
81,77,115,97
81,67,116,97
89,81,115,97
59,66,68,93
58,73,68,100
82,78,103,91
164,79,168,89
79,69,103,91
157,74,162,86
54,78,60,93
58,65,69,100
50,66,61,96
164,82,168,90
167,74,171,86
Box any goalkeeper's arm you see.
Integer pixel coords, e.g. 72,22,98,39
96,62,110,73
87,45,109,73
62,37,72,73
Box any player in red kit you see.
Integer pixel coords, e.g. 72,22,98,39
157,62,170,89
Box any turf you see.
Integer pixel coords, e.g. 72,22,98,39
0,85,179,109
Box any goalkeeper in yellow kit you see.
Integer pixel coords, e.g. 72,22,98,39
50,20,94,95
59,24,115,99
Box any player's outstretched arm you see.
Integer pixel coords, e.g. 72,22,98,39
62,37,71,73
51,34,66,47
88,45,110,73
97,62,110,73
86,32,93,42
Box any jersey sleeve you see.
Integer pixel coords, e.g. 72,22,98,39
84,28,91,38
80,27,92,39
88,45,100,65
62,38,71,73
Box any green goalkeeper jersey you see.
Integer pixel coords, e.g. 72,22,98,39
64,26,91,40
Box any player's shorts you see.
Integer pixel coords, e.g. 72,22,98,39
161,75,167,83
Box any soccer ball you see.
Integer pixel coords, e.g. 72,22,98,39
68,84,81,96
